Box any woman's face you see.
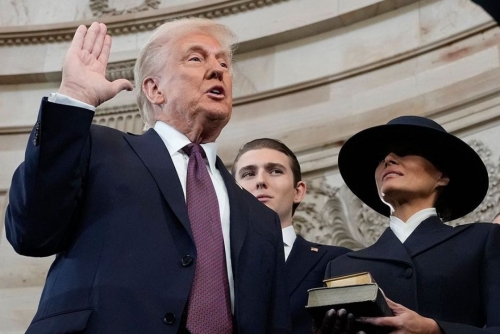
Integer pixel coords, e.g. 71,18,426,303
375,152,449,208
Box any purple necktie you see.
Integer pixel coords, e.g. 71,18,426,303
183,143,232,334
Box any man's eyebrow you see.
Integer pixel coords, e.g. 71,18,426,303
265,162,287,170
184,44,229,59
237,164,256,175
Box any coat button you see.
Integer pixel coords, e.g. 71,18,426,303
163,312,176,325
404,267,413,278
181,255,194,267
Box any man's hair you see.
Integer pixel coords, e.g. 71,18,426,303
134,17,237,130
232,138,303,214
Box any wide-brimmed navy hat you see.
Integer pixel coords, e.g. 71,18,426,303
473,0,500,24
338,116,489,221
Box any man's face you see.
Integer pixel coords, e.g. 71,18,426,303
234,148,306,227
155,32,233,141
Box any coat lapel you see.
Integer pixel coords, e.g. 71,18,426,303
124,129,192,239
348,227,413,265
216,157,249,273
403,216,473,257
285,235,327,295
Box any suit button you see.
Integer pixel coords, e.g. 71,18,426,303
181,255,194,267
163,312,176,325
404,267,413,278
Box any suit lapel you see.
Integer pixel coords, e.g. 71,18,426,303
403,216,473,257
285,235,327,294
124,129,192,238
348,228,413,265
216,157,249,273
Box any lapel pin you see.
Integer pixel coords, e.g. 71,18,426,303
311,247,319,252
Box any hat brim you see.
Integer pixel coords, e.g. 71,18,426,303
338,123,489,221
473,0,500,24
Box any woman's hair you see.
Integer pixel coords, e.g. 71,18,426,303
435,185,452,222
134,18,237,130
425,153,452,221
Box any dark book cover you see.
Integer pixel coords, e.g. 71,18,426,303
306,283,393,334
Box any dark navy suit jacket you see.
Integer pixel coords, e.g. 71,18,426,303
325,216,500,334
286,235,350,334
5,99,291,334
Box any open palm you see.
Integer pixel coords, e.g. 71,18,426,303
59,22,133,107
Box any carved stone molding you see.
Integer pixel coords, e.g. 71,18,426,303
93,109,144,134
95,104,138,116
295,139,500,249
0,0,290,46
90,0,161,17
106,60,136,82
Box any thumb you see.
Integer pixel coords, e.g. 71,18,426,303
110,79,134,95
359,315,397,328
385,297,400,309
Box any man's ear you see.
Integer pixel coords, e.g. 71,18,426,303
294,181,307,204
142,77,165,105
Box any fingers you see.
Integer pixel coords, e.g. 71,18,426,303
346,313,355,332
82,22,102,54
98,34,112,66
359,315,399,329
70,25,88,50
333,309,348,333
91,23,107,58
385,297,398,308
320,309,336,333
317,309,355,334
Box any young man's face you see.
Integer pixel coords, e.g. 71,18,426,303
234,148,306,227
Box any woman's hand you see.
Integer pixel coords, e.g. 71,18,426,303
359,298,441,334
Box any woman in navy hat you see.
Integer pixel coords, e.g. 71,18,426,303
316,116,500,334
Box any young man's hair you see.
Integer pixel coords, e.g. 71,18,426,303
232,138,303,214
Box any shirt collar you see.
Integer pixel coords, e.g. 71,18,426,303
282,225,297,248
390,208,437,243
154,121,219,174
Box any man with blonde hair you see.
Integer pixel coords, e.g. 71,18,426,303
5,19,290,333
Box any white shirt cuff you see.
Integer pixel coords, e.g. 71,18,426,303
48,93,96,112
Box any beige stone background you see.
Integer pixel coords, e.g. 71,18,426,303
1,0,500,332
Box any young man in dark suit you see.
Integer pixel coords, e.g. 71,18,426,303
232,138,350,334
5,19,290,333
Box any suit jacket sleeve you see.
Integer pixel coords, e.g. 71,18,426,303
437,223,500,334
269,213,292,334
5,98,94,256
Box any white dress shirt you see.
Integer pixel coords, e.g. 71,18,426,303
390,208,437,243
47,93,234,310
282,225,297,261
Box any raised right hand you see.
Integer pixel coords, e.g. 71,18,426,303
58,22,133,107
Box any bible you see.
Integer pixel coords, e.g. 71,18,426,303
306,272,393,334
324,271,375,288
